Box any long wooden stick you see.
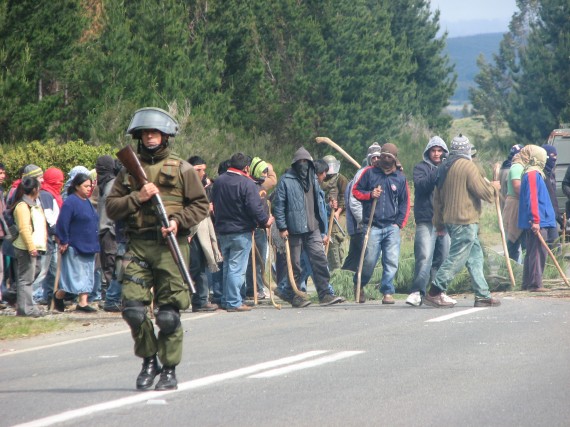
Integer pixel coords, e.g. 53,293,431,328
49,251,62,312
563,212,567,243
325,206,335,256
267,229,281,310
315,137,361,169
284,237,307,298
251,231,258,305
355,192,379,303
537,231,570,286
493,163,516,289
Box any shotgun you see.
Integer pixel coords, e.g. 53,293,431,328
116,145,196,294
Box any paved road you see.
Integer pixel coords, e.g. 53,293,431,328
2,296,570,427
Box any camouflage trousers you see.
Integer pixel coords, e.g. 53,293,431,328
121,236,190,367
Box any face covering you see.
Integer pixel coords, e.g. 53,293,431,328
293,161,311,192
377,156,396,174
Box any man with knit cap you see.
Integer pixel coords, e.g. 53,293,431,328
406,136,451,307
273,147,344,307
426,134,501,308
342,142,380,274
352,142,410,304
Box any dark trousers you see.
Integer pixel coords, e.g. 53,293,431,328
189,238,209,307
522,229,547,290
287,229,331,299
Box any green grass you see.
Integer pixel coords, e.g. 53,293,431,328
0,317,73,340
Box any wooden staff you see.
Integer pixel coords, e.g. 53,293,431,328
355,188,380,303
315,137,361,169
493,163,516,289
537,231,570,286
325,204,335,256
251,231,258,305
267,228,281,309
49,251,62,312
284,237,307,298
563,212,567,243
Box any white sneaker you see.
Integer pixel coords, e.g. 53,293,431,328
441,292,457,304
405,291,422,307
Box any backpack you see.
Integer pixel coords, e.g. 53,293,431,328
2,202,25,242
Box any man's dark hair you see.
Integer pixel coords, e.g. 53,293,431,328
218,159,231,175
229,152,252,171
188,156,206,166
0,162,5,171
314,159,329,175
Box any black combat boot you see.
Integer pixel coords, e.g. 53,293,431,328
155,366,177,391
136,355,161,390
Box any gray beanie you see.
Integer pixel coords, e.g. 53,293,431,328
367,142,382,164
450,134,471,157
22,164,43,179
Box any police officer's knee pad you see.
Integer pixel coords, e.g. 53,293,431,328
122,300,147,332
155,305,181,335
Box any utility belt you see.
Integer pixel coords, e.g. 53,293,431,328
128,229,188,244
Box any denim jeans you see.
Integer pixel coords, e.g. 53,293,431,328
432,223,491,299
410,223,450,295
219,232,252,309
354,225,401,295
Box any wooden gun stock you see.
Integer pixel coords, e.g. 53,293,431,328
116,145,196,294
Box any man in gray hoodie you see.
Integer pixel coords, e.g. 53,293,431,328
406,136,451,307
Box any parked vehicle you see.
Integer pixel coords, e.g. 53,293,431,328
548,127,570,216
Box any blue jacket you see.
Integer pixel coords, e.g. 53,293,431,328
56,194,100,255
273,169,328,235
352,166,410,229
518,170,556,229
211,168,269,234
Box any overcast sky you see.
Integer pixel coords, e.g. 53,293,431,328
431,0,518,36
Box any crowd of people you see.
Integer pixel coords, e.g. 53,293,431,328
1,105,563,390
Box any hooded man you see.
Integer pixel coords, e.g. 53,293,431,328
352,142,410,304
406,136,451,307
427,134,501,308
273,147,344,308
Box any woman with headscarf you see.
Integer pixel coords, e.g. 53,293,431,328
518,145,556,292
499,144,524,210
54,173,100,313
62,165,90,201
502,145,533,262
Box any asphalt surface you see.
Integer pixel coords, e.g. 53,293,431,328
2,294,570,427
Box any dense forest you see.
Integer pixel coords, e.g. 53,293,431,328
0,0,455,171
1,0,569,176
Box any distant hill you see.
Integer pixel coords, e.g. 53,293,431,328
445,33,504,108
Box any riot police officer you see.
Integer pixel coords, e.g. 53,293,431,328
106,107,209,390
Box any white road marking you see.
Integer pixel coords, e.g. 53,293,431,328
13,350,340,427
0,313,217,358
249,351,365,378
425,307,489,323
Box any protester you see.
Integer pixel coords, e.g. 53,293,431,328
320,154,348,271
341,143,379,273
518,146,556,291
245,156,272,300
211,152,273,312
188,155,221,312
0,163,7,302
273,147,344,307
503,145,532,262
426,134,501,308
12,177,47,317
542,144,561,248
33,167,64,306
406,136,451,307
499,144,524,210
55,173,100,313
62,165,90,200
94,156,123,313
107,107,209,391
351,142,410,304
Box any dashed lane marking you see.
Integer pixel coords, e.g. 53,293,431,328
13,350,362,427
425,307,489,323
